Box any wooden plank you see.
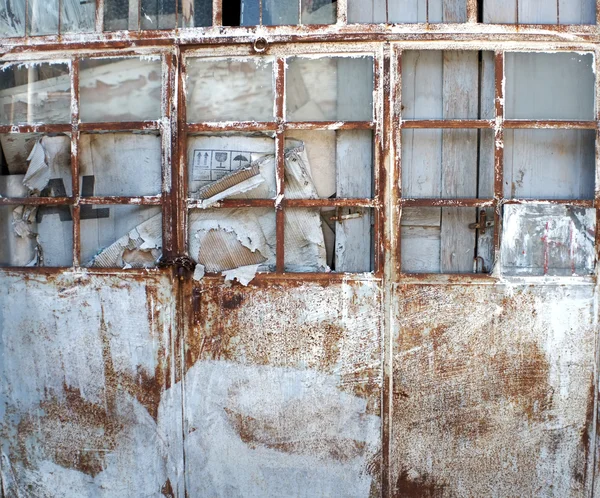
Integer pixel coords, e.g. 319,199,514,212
389,0,428,23
348,0,386,23
503,129,595,200
482,0,517,23
443,0,466,22
402,207,442,227
440,51,478,273
401,226,441,272
335,130,373,272
518,0,557,24
0,0,26,37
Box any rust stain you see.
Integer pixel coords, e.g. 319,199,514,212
161,479,175,497
394,469,446,498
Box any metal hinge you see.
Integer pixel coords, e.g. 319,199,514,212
468,210,494,235
159,255,196,279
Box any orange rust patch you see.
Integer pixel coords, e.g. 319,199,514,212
394,469,446,498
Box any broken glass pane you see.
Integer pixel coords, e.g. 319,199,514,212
141,0,176,29
401,207,485,273
81,205,162,267
504,129,595,200
0,62,71,125
27,0,59,36
286,56,373,121
80,132,162,197
505,52,595,120
0,133,72,197
187,133,276,202
104,0,131,30
0,0,26,37
501,205,596,276
285,207,374,272
61,0,96,33
284,130,373,199
186,58,275,122
188,208,276,273
0,203,74,267
79,57,162,122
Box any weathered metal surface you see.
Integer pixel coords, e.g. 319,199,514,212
185,279,383,496
391,283,597,497
0,271,183,497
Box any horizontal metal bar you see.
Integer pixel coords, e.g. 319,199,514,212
0,197,73,205
187,122,279,133
79,121,161,131
0,124,72,134
400,198,495,207
200,271,382,283
401,119,494,129
284,121,375,130
187,199,276,208
502,198,595,207
79,196,163,205
503,120,598,129
285,198,378,207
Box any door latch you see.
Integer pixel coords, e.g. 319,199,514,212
469,210,494,235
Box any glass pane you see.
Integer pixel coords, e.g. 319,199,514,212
81,205,162,267
504,129,595,200
186,58,275,122
402,129,494,199
348,0,466,23
0,0,26,37
501,205,596,276
80,57,162,122
28,0,59,35
286,56,373,121
0,203,75,267
505,52,595,120
285,207,373,272
402,50,495,120
141,0,176,29
0,62,70,125
180,0,212,27
187,134,275,201
285,130,373,199
61,0,96,33
104,0,130,31
264,0,299,25
484,0,595,24
401,207,485,273
0,133,72,196
80,132,162,197
188,208,276,272
301,0,336,24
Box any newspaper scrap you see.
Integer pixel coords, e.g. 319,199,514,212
222,264,261,286
87,213,162,268
21,136,71,194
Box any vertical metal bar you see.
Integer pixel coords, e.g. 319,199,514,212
393,48,402,278
24,0,29,36
275,58,286,272
426,0,429,23
373,48,385,275
71,58,81,267
58,0,62,34
556,0,560,24
213,0,223,26
259,0,263,25
597,0,600,26
466,0,478,23
337,0,347,24
176,51,188,256
161,52,177,260
298,0,302,25
95,0,105,32
493,51,505,264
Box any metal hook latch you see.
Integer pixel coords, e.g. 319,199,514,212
468,209,494,235
330,207,364,222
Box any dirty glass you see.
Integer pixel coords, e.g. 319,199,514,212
0,62,71,125
286,56,373,121
0,133,72,197
80,132,162,197
505,52,595,120
348,0,466,23
81,205,162,267
141,0,176,29
402,51,495,120
61,0,96,33
301,0,336,24
401,207,493,273
284,130,373,199
504,129,595,200
239,0,299,25
27,0,59,36
186,58,275,122
188,208,276,273
483,0,595,24
0,1,26,37
180,0,212,27
402,128,494,199
501,205,596,276
79,57,162,122
187,133,276,200
104,0,130,30
285,207,374,272
0,204,73,267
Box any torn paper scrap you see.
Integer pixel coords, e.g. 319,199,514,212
22,135,71,193
222,264,261,286
195,164,265,208
0,134,40,174
193,264,206,281
87,213,162,268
